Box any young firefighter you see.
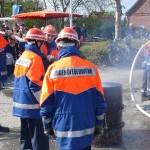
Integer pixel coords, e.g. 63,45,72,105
12,28,49,150
41,24,58,71
40,27,107,150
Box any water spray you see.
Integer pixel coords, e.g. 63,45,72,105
129,41,150,118
0,31,23,42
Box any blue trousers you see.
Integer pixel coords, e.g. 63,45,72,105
20,118,49,150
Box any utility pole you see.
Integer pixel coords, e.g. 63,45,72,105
43,0,47,9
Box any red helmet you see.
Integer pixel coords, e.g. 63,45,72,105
44,25,56,35
24,28,46,41
55,27,80,45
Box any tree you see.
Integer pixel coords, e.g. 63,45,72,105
114,0,122,40
42,0,122,39
107,0,122,40
42,0,109,14
2,0,44,17
40,0,110,28
1,0,45,28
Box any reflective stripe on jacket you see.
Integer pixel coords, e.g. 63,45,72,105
13,44,45,118
40,46,106,149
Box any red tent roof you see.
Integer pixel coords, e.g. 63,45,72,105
11,10,82,20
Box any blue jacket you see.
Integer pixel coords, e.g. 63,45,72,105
40,46,106,150
13,44,45,118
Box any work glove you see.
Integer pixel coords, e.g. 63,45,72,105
94,126,104,137
47,55,57,63
5,30,13,37
44,127,55,139
42,117,55,138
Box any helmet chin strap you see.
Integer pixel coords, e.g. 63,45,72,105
35,40,44,50
39,41,44,49
27,39,44,50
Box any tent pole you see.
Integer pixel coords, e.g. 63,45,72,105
70,0,73,27
45,19,47,25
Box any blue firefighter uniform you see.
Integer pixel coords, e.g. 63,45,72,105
13,43,49,150
40,46,107,150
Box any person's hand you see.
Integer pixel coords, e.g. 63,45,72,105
44,128,55,138
5,30,13,37
94,126,104,137
47,55,57,63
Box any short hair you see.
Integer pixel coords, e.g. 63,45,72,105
20,24,25,27
57,38,76,48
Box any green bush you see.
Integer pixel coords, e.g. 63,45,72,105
80,41,109,65
79,39,147,65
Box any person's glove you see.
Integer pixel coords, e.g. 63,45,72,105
47,55,57,63
94,126,104,137
5,30,13,37
42,117,55,138
44,127,55,139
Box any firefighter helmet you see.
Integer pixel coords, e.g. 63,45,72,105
44,25,56,35
55,27,80,45
24,28,46,41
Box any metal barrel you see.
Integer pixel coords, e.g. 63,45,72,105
93,82,125,147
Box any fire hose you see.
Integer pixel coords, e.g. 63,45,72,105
129,41,150,118
0,31,23,42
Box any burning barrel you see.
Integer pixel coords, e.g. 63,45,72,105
93,82,125,147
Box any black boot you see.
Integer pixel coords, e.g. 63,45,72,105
0,125,10,133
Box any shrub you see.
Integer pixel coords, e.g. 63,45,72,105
79,39,147,65
80,41,109,65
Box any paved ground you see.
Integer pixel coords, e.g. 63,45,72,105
0,66,150,150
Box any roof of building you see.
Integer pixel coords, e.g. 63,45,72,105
125,0,146,16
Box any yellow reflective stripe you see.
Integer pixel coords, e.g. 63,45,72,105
96,114,104,120
13,102,39,109
55,127,95,138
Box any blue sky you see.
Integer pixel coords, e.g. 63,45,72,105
121,0,138,13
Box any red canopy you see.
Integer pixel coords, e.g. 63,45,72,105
11,10,82,20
